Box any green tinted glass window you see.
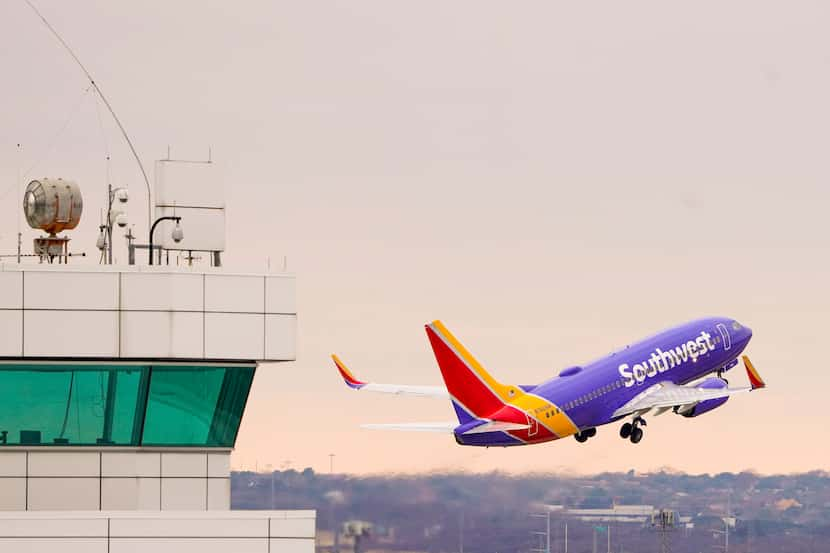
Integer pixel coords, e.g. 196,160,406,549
0,363,253,448
141,366,254,447
0,365,146,446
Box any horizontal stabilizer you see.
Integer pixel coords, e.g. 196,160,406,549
361,422,457,433
461,420,531,434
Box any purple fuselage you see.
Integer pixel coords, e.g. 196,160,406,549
456,316,752,446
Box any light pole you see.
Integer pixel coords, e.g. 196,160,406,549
458,510,464,553
96,183,129,264
714,490,733,553
148,215,183,265
264,464,275,510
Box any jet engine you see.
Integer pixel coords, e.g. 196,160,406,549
676,377,729,418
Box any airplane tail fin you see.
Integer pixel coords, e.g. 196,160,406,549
425,320,523,423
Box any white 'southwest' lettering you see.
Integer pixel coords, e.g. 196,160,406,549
618,331,715,387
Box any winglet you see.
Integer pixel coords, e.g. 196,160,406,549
332,354,366,389
743,355,766,390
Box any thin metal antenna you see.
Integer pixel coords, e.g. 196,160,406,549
458,510,464,553
23,0,153,232
16,143,23,263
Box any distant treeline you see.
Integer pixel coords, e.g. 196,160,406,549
232,470,830,553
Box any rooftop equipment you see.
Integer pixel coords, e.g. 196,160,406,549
23,178,83,262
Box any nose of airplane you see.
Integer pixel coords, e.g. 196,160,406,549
738,322,753,344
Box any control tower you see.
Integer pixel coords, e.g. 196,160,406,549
0,165,314,551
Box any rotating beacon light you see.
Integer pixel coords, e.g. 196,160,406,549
23,178,83,261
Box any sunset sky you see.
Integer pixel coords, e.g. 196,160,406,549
1,0,829,475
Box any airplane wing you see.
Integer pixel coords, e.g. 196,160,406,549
332,354,449,398
612,356,766,419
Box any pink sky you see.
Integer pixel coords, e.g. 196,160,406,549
1,0,829,474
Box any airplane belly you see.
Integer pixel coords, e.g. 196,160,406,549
454,431,526,447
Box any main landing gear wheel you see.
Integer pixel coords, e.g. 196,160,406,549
573,428,596,443
630,426,644,444
622,417,646,443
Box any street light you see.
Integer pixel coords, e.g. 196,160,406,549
148,215,183,265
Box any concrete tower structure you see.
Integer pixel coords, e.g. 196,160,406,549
0,165,314,551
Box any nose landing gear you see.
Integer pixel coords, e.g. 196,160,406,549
620,416,646,444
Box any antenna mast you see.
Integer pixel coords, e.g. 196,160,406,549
23,0,153,231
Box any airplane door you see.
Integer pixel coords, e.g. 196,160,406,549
525,412,539,437
716,323,732,351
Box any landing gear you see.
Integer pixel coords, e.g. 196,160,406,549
630,426,644,444
621,417,646,444
574,427,597,443
716,369,729,385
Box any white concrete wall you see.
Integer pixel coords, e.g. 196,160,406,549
0,510,316,553
0,265,296,361
0,451,232,512
154,158,227,253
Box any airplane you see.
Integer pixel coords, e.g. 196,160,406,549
332,317,766,446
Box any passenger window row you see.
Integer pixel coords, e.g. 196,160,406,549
563,379,625,411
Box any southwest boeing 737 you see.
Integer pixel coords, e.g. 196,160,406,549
332,317,766,445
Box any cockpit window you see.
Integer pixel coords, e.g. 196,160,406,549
732,321,742,330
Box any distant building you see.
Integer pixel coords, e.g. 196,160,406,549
541,504,691,526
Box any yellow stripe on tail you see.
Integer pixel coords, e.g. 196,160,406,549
429,320,523,403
